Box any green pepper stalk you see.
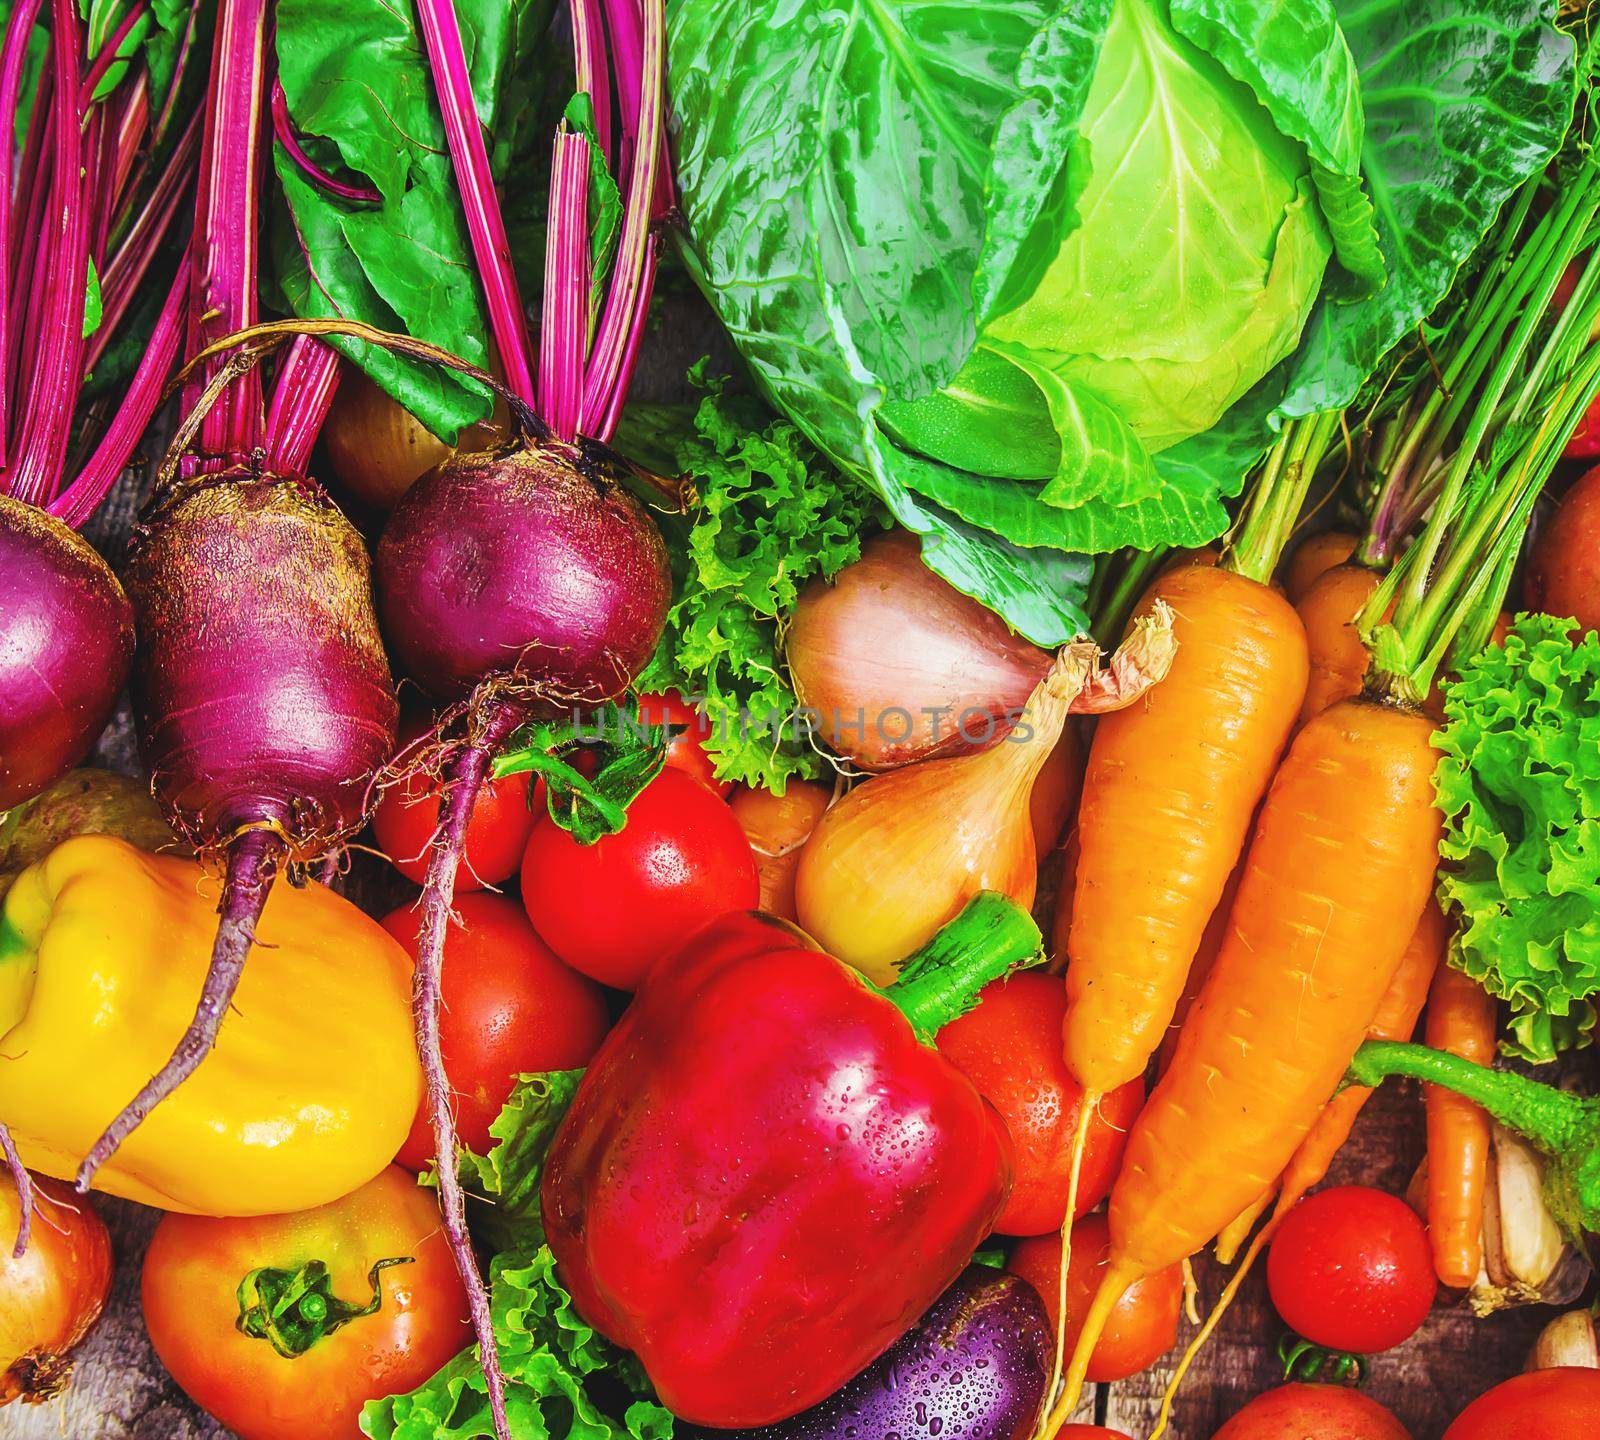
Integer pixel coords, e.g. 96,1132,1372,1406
1347,1040,1600,1247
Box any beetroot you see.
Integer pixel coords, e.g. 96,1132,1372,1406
377,439,670,705
72,0,397,1195
0,498,133,811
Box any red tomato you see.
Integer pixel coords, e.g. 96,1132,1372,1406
1443,1369,1600,1440
373,736,534,890
1212,1383,1412,1439
1267,1186,1435,1353
1564,398,1600,458
1525,465,1600,633
1008,1213,1181,1382
382,893,609,1168
520,767,760,989
937,972,1143,1234
637,689,730,795
141,1167,470,1440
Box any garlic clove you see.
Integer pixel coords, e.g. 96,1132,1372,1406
1528,1309,1599,1371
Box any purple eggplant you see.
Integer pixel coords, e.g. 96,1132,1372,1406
689,1267,1051,1440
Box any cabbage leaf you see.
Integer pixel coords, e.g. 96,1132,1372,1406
668,0,1574,641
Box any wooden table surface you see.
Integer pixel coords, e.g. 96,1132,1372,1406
5,291,1568,1440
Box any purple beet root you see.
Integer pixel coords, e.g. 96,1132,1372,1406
74,472,397,1192
690,1268,1052,1440
0,497,133,811
374,432,669,1440
376,438,670,706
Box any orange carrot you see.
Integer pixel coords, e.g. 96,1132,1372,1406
1047,695,1442,1429
1065,562,1308,1096
1283,529,1359,603
1214,1191,1268,1266
1156,857,1243,1078
1424,964,1498,1287
1295,561,1382,725
1147,898,1446,1433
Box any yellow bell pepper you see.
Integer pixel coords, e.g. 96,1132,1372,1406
0,836,420,1216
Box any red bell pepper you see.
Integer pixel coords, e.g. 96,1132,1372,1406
540,892,1041,1428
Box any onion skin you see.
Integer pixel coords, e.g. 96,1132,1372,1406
788,530,1050,771
683,1268,1050,1440
126,475,399,854
1,1174,112,1406
0,498,133,811
375,439,670,707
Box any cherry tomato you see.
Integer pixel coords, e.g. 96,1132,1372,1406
1443,1369,1600,1440
1525,465,1600,633
1008,1213,1181,1382
1267,1186,1435,1353
938,972,1143,1235
1212,1383,1412,1439
638,689,730,796
141,1167,470,1440
729,779,833,922
521,766,760,989
373,713,534,889
381,892,609,1168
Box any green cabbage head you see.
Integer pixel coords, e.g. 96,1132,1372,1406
983,0,1331,453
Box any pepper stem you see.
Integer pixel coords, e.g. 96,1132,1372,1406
1347,1040,1594,1157
888,892,1043,1044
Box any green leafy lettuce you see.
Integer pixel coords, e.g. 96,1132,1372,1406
371,1073,675,1440
270,0,556,440
1435,614,1600,1062
622,368,892,794
667,0,1572,641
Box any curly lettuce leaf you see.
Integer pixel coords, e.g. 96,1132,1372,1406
620,368,891,793
1435,613,1600,1062
361,1246,672,1440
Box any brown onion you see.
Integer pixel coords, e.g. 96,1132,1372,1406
788,530,1052,770
1,1173,112,1405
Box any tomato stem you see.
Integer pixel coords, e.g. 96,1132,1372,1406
235,1255,414,1357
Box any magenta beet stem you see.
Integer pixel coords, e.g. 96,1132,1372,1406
188,0,269,463
412,704,524,1440
579,0,665,436
50,261,186,529
77,0,149,106
0,0,46,472
0,1120,31,1259
75,827,287,1193
88,111,200,372
538,129,591,441
7,0,89,508
263,334,341,475
571,0,610,160
269,80,381,205
415,0,536,404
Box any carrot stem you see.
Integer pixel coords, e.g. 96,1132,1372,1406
1227,411,1344,585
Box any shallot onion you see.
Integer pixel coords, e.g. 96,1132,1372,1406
794,609,1175,984
1,1172,112,1406
787,530,1052,770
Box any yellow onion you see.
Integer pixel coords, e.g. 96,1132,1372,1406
794,610,1175,984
